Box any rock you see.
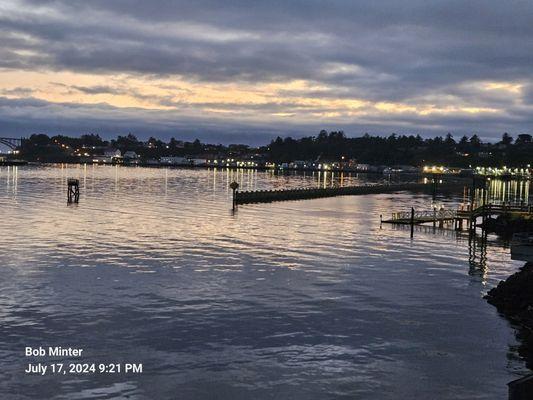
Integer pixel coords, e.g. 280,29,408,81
485,263,533,369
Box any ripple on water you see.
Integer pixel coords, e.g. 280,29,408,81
0,165,528,400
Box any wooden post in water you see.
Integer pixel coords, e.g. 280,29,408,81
67,178,79,204
410,207,415,238
230,181,239,211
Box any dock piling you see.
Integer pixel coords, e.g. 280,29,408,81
410,207,415,238
230,181,239,211
67,178,79,204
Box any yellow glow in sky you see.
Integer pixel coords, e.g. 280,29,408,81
0,69,518,123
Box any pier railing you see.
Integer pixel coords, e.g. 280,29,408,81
391,209,457,221
388,202,533,224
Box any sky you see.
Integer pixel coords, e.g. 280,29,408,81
1,0,533,145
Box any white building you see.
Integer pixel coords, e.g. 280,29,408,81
104,149,122,158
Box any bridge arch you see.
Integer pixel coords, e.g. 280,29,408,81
0,137,22,150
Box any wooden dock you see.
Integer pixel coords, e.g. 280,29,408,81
383,202,533,230
234,182,461,205
383,209,457,225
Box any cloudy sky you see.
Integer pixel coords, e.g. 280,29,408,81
1,0,533,144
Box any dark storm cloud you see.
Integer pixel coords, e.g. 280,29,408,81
1,0,533,140
5,0,533,90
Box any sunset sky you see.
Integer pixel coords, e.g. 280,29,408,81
1,0,533,144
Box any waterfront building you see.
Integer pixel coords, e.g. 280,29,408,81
104,148,122,158
123,151,139,160
190,158,208,166
160,156,189,165
91,155,115,164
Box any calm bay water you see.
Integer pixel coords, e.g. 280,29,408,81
0,165,529,399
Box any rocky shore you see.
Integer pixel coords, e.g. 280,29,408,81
482,215,533,238
485,262,533,369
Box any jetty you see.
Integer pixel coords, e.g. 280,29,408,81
234,181,462,205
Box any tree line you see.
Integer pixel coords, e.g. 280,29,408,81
18,131,533,166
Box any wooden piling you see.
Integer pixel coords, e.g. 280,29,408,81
410,207,415,238
230,181,239,210
67,178,79,204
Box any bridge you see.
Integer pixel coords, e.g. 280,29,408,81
0,137,23,150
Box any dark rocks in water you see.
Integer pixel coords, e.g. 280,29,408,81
508,374,533,400
485,263,533,369
482,215,533,237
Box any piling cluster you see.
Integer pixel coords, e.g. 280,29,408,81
67,178,80,203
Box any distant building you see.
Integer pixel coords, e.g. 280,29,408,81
289,160,307,169
123,151,139,160
93,148,122,164
160,156,189,165
92,156,114,164
518,134,532,143
190,158,208,166
146,158,160,166
104,148,122,158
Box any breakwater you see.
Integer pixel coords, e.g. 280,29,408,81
234,182,462,205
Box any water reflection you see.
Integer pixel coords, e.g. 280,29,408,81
468,231,488,279
472,178,531,207
387,224,493,282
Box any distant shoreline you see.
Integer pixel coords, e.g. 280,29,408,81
2,160,424,175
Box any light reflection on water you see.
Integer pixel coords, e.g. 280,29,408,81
0,165,530,400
